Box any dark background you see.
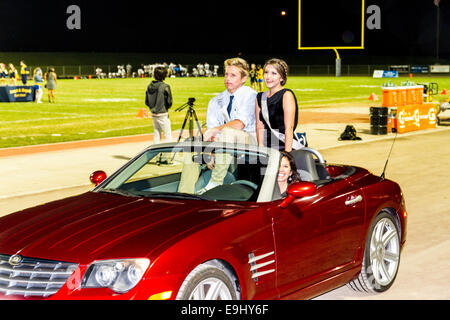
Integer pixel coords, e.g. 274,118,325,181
0,0,449,64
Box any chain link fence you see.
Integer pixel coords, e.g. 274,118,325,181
28,64,401,78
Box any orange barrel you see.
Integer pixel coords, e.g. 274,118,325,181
415,85,424,104
406,86,415,105
382,87,398,107
397,86,407,106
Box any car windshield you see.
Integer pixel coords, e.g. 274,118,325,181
98,145,269,202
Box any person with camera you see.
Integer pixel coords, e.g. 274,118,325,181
145,66,173,147
178,57,257,194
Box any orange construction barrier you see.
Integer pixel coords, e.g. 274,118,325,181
441,88,448,95
136,108,150,119
396,103,437,133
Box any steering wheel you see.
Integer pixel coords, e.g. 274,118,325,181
230,180,258,190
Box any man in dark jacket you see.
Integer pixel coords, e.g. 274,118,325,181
145,66,173,145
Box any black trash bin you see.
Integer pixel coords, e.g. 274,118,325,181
370,107,388,135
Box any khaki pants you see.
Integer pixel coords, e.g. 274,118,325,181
178,127,252,193
152,114,172,144
208,127,251,185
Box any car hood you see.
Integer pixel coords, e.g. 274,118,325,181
0,192,246,264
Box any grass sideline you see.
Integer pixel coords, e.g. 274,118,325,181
1,76,449,149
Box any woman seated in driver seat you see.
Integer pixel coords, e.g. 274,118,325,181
278,151,300,196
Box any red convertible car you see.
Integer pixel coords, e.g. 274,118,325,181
0,142,406,300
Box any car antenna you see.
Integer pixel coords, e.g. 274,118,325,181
380,131,398,180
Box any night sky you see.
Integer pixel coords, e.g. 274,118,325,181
0,0,449,59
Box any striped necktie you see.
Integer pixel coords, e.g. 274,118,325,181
227,95,234,118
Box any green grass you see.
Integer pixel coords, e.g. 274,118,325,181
1,76,449,148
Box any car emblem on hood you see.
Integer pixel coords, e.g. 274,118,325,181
8,254,23,266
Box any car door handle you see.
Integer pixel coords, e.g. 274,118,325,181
345,195,363,206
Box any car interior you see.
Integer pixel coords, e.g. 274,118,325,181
118,149,267,202
112,147,357,203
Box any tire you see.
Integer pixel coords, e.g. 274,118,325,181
176,260,240,300
348,211,401,293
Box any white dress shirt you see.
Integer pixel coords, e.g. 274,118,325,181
206,85,257,133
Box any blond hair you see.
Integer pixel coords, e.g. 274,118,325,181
264,58,289,86
224,57,250,78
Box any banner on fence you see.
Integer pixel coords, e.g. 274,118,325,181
430,65,450,73
390,65,409,73
0,86,36,103
411,65,429,73
373,70,398,78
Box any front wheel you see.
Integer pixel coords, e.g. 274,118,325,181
176,260,240,300
348,211,401,293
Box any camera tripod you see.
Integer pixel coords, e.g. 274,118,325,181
175,97,204,142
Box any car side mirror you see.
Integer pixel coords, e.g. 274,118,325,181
90,170,107,186
279,181,317,209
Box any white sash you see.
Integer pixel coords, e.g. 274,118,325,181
260,91,303,150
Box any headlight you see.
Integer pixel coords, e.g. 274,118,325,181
81,259,150,293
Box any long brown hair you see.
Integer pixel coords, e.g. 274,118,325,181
280,151,300,183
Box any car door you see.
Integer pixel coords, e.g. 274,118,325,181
271,178,365,297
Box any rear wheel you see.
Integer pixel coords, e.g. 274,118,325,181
176,260,240,300
348,211,401,293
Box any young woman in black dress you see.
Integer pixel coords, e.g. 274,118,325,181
255,58,299,152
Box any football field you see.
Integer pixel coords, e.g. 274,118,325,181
1,76,449,148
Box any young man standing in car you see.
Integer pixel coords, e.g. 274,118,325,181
204,57,257,143
178,57,257,194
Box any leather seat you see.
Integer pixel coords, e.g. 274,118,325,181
290,149,320,182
